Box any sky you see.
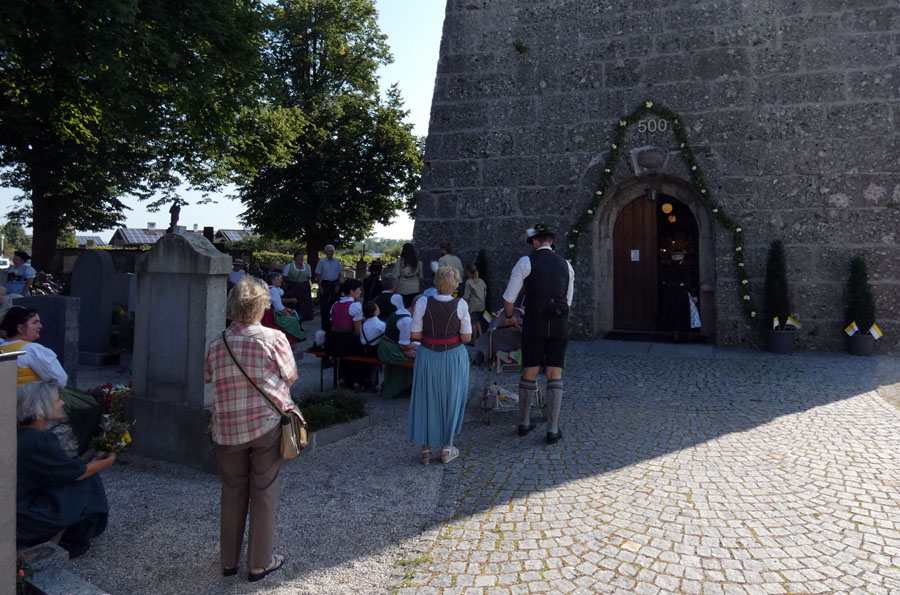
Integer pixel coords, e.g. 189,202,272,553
0,0,446,242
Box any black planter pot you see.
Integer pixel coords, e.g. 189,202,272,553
847,334,875,356
765,330,795,354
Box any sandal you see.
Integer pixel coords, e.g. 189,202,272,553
420,447,432,465
222,567,238,577
248,554,284,582
440,445,459,464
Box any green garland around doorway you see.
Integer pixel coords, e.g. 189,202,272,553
565,100,756,322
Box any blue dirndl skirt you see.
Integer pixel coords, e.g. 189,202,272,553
406,344,469,448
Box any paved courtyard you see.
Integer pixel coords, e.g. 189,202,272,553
391,342,900,595
62,339,900,594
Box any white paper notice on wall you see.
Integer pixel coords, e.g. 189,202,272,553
631,250,640,262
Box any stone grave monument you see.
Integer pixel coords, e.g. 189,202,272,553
70,250,114,365
129,232,231,470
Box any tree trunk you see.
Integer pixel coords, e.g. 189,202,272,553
30,188,63,271
307,238,320,275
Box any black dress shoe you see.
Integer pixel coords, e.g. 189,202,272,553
546,430,563,444
517,422,536,436
223,567,238,577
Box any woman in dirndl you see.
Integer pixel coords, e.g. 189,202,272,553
282,251,314,323
378,294,417,398
407,266,471,465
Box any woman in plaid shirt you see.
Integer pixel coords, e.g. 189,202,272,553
205,277,298,582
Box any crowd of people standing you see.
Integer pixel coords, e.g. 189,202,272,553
11,226,573,585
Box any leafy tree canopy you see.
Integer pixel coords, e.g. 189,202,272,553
0,0,303,267
239,0,423,269
1,220,31,256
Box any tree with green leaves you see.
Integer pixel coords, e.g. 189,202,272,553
239,0,422,270
0,0,302,268
1,220,31,256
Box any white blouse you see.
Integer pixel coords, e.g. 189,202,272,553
0,340,68,387
411,294,472,335
269,286,286,312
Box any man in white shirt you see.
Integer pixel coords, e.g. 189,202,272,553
314,245,342,331
501,223,574,445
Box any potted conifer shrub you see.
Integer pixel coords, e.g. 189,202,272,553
763,239,796,354
844,255,876,356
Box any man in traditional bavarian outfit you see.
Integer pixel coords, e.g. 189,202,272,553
501,223,574,444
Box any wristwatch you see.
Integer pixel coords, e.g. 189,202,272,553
505,313,515,319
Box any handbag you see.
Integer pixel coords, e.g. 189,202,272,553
221,331,308,459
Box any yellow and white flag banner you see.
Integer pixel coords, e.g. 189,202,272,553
772,316,780,330
483,311,493,323
845,321,859,336
869,323,883,340
785,316,802,329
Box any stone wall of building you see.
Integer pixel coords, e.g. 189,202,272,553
414,0,900,353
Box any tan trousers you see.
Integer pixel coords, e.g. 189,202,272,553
216,426,282,570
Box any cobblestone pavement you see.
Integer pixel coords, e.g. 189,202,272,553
390,342,900,595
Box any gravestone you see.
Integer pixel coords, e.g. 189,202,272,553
15,296,80,386
130,232,231,470
0,352,18,595
111,273,135,310
70,250,114,364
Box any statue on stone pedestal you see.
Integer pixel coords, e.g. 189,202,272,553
166,199,181,234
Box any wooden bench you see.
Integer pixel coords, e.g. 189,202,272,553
304,349,413,392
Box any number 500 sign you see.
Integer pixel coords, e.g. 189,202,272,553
637,119,668,133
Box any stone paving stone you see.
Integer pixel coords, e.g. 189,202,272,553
387,345,900,594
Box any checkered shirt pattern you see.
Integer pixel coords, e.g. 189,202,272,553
204,322,297,446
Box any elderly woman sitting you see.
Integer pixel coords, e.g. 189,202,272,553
267,272,304,341
17,381,115,558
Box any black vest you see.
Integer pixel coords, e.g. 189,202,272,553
524,249,569,316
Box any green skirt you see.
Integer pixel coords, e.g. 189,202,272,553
275,312,305,340
378,340,413,398
59,387,103,455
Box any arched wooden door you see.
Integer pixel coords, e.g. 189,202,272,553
613,197,657,330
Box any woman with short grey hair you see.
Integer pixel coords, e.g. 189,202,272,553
205,277,299,582
16,380,115,558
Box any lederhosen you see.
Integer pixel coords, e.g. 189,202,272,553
520,249,570,368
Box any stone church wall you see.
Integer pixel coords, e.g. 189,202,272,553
413,0,900,354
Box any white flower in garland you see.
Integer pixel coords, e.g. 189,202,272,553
743,295,750,301
700,189,706,194
587,210,593,215
595,191,602,197
680,143,685,149
691,165,697,171
712,208,719,213
735,227,742,233
645,100,653,108
569,244,574,248
738,262,744,267
604,168,611,173
742,279,748,285
619,120,627,127
736,246,742,252
751,311,756,317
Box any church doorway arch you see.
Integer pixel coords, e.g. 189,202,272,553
596,174,716,340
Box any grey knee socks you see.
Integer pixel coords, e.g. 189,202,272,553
518,377,537,427
546,379,563,434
